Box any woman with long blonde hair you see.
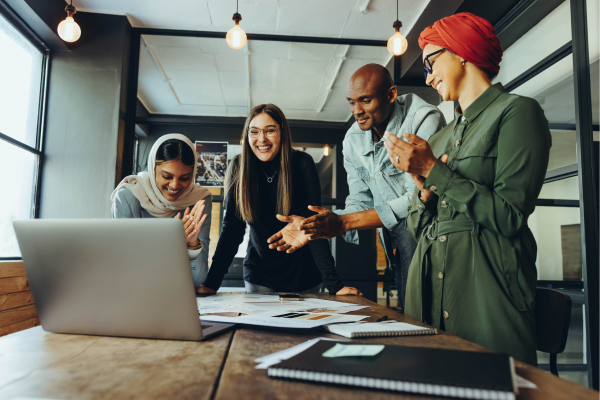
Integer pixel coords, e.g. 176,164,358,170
197,104,360,295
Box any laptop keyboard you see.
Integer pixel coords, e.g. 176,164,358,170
201,324,214,330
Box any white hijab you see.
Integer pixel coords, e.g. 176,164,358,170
111,134,211,218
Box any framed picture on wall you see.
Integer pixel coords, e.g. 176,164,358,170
195,141,228,187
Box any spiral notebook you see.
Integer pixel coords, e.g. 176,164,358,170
268,340,518,400
323,320,437,338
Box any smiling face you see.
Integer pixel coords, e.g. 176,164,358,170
423,44,465,102
346,67,396,132
248,112,281,162
154,159,194,201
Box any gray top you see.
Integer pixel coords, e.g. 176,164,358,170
112,187,211,287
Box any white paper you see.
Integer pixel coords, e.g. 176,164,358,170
322,344,385,358
197,294,370,317
254,338,343,369
516,375,537,389
202,310,368,329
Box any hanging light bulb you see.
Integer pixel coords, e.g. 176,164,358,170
387,1,407,56
57,1,81,43
323,144,332,157
226,0,247,50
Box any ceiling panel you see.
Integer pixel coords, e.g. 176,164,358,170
155,47,217,72
138,35,392,121
73,0,429,40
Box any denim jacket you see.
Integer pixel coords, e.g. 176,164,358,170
334,94,446,265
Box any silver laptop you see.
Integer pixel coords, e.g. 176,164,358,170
13,219,234,341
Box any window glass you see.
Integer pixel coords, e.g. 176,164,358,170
0,140,37,257
530,177,581,281
496,1,571,85
0,13,43,148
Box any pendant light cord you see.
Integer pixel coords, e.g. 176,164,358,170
396,0,398,20
236,0,239,13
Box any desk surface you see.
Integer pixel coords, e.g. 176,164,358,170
0,294,596,400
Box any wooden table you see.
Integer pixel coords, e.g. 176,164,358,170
0,294,596,400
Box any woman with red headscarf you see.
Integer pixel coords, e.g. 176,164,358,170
383,12,551,365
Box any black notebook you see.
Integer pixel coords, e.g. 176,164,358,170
268,341,518,400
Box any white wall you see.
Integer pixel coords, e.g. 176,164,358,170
437,101,455,124
529,177,581,280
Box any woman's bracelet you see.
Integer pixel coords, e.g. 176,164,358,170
188,241,203,250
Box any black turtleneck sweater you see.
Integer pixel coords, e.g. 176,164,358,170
204,151,344,293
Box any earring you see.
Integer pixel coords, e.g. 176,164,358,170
462,60,465,66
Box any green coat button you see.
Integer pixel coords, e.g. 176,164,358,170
440,201,448,208
438,272,444,280
443,311,450,320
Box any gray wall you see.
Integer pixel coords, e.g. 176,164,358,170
40,12,131,219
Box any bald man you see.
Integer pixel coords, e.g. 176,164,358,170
302,64,445,310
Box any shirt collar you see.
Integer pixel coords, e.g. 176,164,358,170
454,83,505,127
362,99,403,155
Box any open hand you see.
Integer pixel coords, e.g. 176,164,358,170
174,199,208,248
298,206,346,240
336,286,363,296
267,215,311,253
384,132,438,177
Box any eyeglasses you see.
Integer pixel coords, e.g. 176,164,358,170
248,126,280,138
423,48,446,79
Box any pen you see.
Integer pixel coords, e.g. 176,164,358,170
375,315,388,322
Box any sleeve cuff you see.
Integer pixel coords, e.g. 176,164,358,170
375,202,399,231
424,159,453,197
327,281,344,295
188,248,202,260
386,196,411,222
341,230,359,245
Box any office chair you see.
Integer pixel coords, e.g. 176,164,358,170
535,287,572,376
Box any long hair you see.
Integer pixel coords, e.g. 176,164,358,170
226,104,294,223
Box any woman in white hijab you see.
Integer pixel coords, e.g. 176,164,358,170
111,134,212,291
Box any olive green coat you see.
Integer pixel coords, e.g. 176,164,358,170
405,84,551,365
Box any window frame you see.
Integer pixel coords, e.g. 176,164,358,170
0,2,51,260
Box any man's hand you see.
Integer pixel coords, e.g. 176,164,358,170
336,286,363,296
298,206,346,240
384,132,438,177
267,215,311,253
196,285,217,296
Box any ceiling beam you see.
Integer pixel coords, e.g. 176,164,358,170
135,28,387,47
398,0,465,79
134,115,351,131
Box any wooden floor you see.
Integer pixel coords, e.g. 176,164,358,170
0,293,597,400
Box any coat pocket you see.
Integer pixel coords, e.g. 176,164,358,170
454,134,498,160
355,166,370,181
500,236,527,312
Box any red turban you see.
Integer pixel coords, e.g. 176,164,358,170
418,12,502,74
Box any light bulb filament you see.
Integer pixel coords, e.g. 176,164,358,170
393,37,402,55
233,30,241,48
65,19,74,40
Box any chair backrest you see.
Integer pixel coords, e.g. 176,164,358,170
535,287,572,354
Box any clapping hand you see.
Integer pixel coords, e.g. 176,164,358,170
267,215,311,253
384,132,438,177
174,199,207,248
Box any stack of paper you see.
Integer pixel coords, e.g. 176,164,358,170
198,293,370,329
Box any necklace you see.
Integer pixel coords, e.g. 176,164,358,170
260,165,278,183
